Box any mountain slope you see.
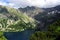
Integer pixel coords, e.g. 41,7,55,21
18,6,60,31
34,6,60,31
0,6,37,32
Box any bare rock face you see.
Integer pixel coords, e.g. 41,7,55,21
18,6,45,17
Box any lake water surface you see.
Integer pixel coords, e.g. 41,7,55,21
4,30,35,40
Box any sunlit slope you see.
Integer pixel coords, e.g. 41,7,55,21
0,6,37,32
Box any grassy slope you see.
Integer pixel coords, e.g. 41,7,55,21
0,6,37,32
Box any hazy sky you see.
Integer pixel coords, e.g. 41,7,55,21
0,0,60,8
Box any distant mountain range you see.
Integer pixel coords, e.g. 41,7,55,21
18,5,60,17
44,5,60,12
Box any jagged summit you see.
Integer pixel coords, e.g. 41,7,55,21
18,6,45,17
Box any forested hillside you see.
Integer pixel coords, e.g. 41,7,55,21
30,18,60,40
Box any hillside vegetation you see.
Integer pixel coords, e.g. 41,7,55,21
0,6,37,32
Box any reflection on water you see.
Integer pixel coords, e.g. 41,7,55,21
4,30,35,40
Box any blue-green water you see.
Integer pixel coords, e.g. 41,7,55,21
4,30,34,40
